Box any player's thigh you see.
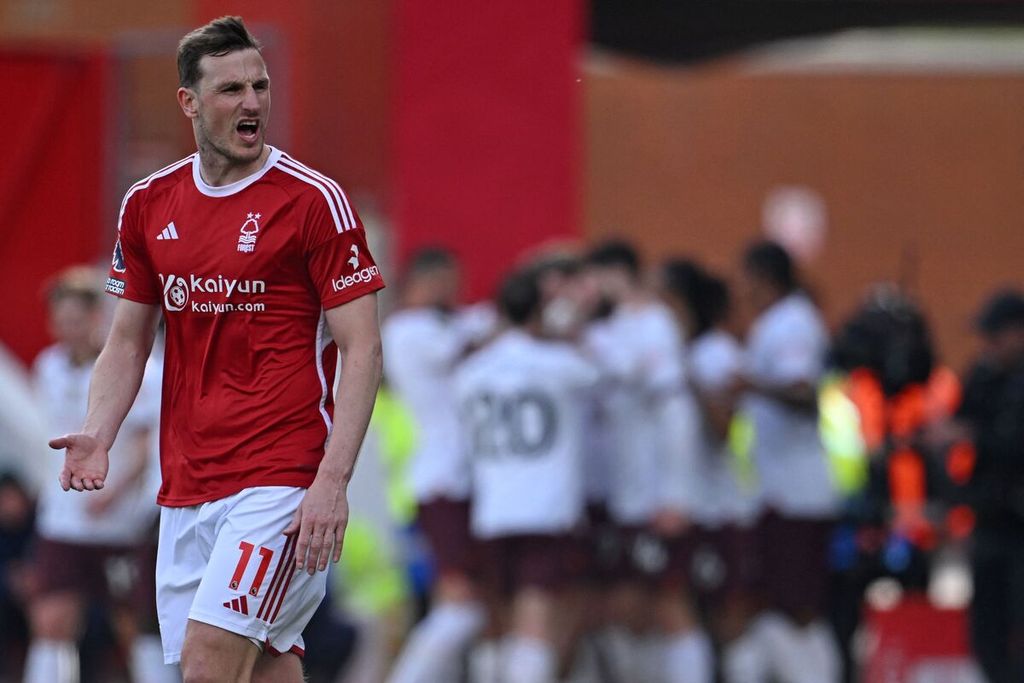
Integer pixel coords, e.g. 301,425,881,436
181,619,260,683
190,487,326,657
252,649,303,683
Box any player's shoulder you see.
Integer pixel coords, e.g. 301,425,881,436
760,293,825,340
121,154,196,208
267,150,359,232
693,329,741,361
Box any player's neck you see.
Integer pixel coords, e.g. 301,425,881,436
197,145,271,187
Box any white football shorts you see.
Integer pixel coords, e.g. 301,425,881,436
156,486,328,664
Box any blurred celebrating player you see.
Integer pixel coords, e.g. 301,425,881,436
26,267,169,683
456,269,598,683
384,248,486,683
48,16,384,683
733,241,840,683
584,241,711,683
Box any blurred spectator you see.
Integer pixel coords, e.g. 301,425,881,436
25,266,169,683
729,240,840,683
0,472,33,681
828,285,963,681
383,248,485,683
955,290,1024,683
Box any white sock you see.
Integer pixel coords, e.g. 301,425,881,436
130,634,180,683
564,637,601,683
596,627,640,683
468,640,501,683
386,602,485,683
24,639,79,683
635,635,666,683
501,636,555,683
664,631,713,683
722,629,769,683
797,620,841,683
754,612,842,683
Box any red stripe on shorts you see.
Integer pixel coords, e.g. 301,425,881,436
257,535,296,621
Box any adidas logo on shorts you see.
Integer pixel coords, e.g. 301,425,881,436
223,595,250,616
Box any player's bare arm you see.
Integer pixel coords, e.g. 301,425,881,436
48,298,161,492
285,292,382,574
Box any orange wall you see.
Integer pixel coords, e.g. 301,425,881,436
586,57,1024,368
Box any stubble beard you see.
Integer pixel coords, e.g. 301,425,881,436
195,115,264,169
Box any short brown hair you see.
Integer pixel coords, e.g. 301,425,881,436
177,16,261,89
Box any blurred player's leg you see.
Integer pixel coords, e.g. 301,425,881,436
128,539,180,683
501,588,556,683
387,575,484,683
24,638,78,683
388,498,484,683
24,588,82,683
468,638,501,683
722,626,769,683
655,534,712,683
131,633,180,683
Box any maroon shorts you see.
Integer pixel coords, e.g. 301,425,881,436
689,524,759,601
416,497,478,578
480,534,574,596
563,504,617,584
601,524,696,588
31,536,156,615
755,511,834,619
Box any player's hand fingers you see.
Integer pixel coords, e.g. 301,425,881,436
70,475,84,492
295,516,311,570
82,478,95,491
332,527,345,564
58,468,71,492
49,436,69,450
317,527,334,572
283,506,302,536
91,478,104,490
307,524,326,575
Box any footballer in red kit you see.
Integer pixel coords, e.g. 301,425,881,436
48,16,384,683
107,147,382,506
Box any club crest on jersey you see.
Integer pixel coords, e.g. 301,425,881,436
237,212,261,253
112,239,126,273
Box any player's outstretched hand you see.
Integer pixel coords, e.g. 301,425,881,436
48,433,109,492
284,476,349,576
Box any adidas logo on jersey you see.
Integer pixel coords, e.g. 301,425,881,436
223,595,250,616
156,222,180,240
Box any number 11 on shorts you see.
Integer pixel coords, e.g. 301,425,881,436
230,541,275,596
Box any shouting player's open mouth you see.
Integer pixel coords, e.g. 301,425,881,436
236,119,260,144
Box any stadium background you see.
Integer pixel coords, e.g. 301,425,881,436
3,1,1024,681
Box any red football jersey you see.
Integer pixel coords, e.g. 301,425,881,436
105,147,385,506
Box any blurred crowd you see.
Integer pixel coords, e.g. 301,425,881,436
2,238,1024,683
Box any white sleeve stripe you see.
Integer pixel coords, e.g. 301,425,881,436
274,163,347,233
279,154,356,229
278,157,354,231
116,155,194,233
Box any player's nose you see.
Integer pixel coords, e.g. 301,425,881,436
241,85,261,112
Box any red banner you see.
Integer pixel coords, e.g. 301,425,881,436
0,48,109,364
393,0,584,299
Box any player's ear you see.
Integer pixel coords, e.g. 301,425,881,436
177,86,199,119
